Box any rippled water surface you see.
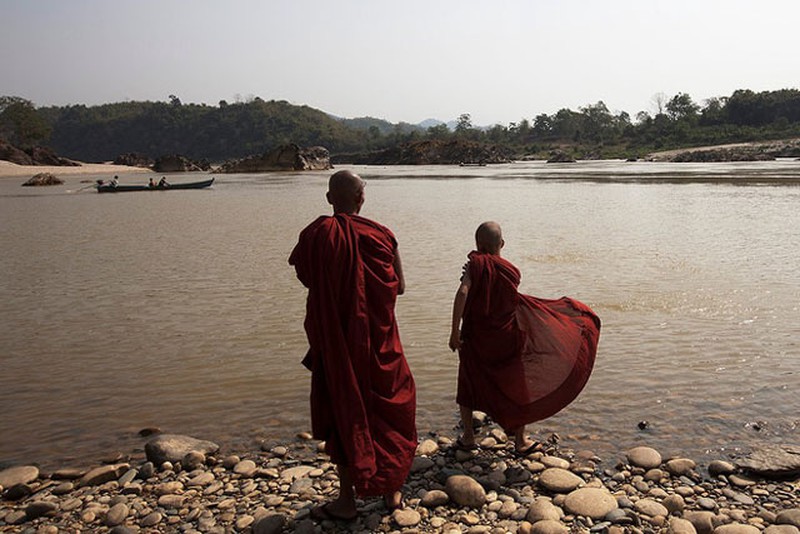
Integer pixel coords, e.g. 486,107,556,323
1,161,799,468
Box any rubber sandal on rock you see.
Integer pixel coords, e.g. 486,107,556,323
310,503,357,522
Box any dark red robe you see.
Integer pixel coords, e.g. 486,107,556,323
457,251,600,430
289,214,417,496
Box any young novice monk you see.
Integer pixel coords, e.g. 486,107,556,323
449,221,601,454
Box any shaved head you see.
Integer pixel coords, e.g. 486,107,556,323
476,221,504,253
327,170,365,214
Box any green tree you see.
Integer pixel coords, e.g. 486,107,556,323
0,96,51,148
426,123,450,139
455,113,473,133
666,92,700,121
579,101,614,143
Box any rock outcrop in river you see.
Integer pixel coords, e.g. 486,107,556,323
333,139,512,165
547,150,577,163
216,144,332,173
21,172,64,186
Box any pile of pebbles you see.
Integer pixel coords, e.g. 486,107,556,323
1,427,799,533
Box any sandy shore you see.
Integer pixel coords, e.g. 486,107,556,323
0,160,153,179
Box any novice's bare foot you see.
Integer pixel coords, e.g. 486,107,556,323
311,497,357,521
454,435,478,451
384,490,403,510
514,437,543,456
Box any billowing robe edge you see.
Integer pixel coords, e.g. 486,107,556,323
289,214,417,496
457,251,601,430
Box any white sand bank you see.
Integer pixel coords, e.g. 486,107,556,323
0,160,153,179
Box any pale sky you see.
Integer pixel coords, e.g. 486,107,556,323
2,0,799,126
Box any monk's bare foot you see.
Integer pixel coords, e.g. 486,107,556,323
455,435,478,451
311,498,357,521
384,490,403,510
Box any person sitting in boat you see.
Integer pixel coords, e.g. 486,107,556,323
158,176,170,188
148,178,157,188
109,175,119,187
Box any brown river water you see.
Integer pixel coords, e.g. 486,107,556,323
1,161,798,469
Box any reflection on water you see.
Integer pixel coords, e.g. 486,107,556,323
1,161,799,468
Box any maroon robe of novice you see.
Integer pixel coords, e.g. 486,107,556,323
289,213,417,496
458,251,601,430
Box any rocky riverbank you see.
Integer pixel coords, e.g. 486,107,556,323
645,139,800,162
333,140,512,166
1,423,799,533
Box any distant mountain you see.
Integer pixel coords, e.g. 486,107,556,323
337,116,395,134
417,118,446,129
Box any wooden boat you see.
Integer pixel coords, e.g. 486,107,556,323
97,177,215,193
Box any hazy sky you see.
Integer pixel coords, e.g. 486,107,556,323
2,0,799,125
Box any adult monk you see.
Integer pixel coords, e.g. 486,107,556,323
289,170,417,520
449,221,600,455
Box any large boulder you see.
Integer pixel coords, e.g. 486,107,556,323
153,154,207,172
0,139,34,165
22,172,64,186
218,144,332,173
27,146,80,166
0,140,78,166
114,152,154,168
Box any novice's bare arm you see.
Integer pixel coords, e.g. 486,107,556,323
393,248,406,295
449,273,471,351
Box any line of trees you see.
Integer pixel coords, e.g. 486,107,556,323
428,89,800,158
2,88,800,162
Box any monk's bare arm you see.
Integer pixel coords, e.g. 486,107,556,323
449,273,471,351
394,248,406,296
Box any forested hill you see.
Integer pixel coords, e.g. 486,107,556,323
34,98,386,162
3,88,800,163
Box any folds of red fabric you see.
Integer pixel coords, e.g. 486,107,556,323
457,251,601,431
289,214,417,496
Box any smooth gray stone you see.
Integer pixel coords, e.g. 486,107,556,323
25,500,58,520
253,514,286,534
4,483,33,501
144,434,219,465
736,444,800,478
138,462,155,479
776,509,800,528
0,466,39,488
445,475,486,508
78,464,129,487
118,468,138,486
105,503,129,526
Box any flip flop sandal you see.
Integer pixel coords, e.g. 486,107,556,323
454,437,479,452
310,503,357,522
514,441,544,457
